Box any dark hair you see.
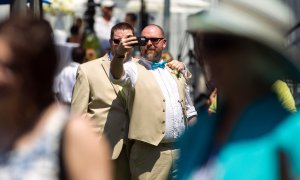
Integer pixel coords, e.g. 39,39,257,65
0,15,58,110
72,47,86,63
110,22,134,40
70,25,79,35
126,13,137,23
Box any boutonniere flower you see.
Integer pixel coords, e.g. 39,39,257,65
171,69,182,78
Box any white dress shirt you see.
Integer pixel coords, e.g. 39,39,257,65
110,58,197,142
54,62,80,104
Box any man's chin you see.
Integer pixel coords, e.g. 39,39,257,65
145,53,157,61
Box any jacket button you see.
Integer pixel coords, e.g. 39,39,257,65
163,99,165,102
162,121,165,124
162,131,165,134
121,128,124,131
163,109,165,112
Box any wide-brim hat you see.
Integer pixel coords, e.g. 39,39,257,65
188,0,300,82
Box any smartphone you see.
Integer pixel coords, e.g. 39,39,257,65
134,36,147,46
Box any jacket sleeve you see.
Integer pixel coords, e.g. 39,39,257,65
71,66,90,116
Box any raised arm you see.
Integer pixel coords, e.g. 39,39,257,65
110,36,138,80
185,84,197,126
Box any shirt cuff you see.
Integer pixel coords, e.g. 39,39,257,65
186,106,197,119
109,70,128,87
182,64,192,80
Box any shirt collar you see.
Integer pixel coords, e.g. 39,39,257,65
108,52,113,61
140,57,164,70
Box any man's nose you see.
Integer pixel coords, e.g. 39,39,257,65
146,39,153,45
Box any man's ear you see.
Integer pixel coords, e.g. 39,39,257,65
163,39,167,48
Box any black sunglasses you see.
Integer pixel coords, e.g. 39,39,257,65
146,37,164,44
112,39,121,44
112,37,164,45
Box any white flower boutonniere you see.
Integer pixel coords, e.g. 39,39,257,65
171,69,182,79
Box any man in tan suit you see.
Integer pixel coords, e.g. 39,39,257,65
71,23,134,180
110,24,197,180
71,22,186,180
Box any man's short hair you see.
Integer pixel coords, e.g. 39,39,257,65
72,47,86,64
70,25,79,35
110,22,135,40
126,13,137,23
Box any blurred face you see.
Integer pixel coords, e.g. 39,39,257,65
101,6,113,18
140,25,166,62
194,34,246,96
0,37,22,108
75,19,82,28
125,15,134,27
110,29,134,59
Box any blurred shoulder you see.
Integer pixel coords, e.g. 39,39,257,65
65,114,98,140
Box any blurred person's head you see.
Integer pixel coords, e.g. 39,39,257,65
70,25,79,36
140,24,167,62
109,22,135,60
188,0,300,101
0,15,58,138
125,13,137,28
101,0,116,20
74,17,83,28
85,48,97,62
162,51,173,63
72,47,86,64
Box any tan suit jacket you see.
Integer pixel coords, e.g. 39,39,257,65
71,54,129,159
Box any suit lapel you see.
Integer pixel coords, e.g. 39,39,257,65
100,54,120,95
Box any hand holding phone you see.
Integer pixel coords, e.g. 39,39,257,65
133,37,147,46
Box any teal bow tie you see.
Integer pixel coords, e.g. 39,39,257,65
151,61,167,70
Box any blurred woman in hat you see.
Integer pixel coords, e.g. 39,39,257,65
177,0,300,179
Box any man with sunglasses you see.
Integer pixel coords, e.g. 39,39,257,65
71,22,186,180
71,23,133,180
110,24,197,180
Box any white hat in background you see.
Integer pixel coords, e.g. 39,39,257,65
101,0,116,8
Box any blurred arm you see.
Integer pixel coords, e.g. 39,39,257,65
63,116,113,180
185,84,197,125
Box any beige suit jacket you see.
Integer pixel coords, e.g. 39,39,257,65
71,54,129,159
